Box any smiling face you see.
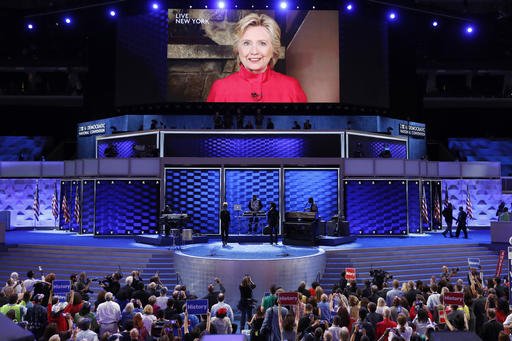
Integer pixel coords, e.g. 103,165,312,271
237,25,273,74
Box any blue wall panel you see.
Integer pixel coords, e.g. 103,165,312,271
225,169,280,234
284,169,339,222
422,181,432,231
94,179,159,235
345,180,407,235
81,180,95,234
164,169,220,235
408,181,421,233
59,180,81,232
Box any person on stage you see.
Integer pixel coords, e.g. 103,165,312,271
220,202,230,247
455,206,468,239
306,197,318,214
206,13,307,103
248,194,263,234
441,202,454,238
161,205,173,237
267,202,279,245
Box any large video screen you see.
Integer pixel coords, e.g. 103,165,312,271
167,9,340,103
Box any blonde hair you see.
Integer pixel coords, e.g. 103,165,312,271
233,13,281,68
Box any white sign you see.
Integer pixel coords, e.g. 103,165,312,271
399,123,426,138
78,122,106,137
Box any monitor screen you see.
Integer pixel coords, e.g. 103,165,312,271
167,9,340,103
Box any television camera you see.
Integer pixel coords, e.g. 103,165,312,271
369,268,393,289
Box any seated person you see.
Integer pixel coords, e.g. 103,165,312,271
499,207,510,222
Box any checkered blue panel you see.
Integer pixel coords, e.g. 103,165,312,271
408,181,421,233
164,169,220,234
422,182,432,231
344,180,407,235
97,140,135,158
368,141,407,159
97,134,158,158
163,134,342,158
432,182,443,230
94,179,160,235
225,169,280,234
284,169,339,222
59,181,81,232
81,180,95,234
0,178,60,227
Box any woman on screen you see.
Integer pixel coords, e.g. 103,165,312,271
206,13,307,103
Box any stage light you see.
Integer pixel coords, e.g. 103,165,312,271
465,24,475,35
151,2,160,10
109,10,117,17
217,1,226,8
64,17,72,24
432,20,438,27
387,11,398,22
279,1,288,9
345,2,354,12
27,23,34,30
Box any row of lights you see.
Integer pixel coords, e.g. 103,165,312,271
25,1,476,35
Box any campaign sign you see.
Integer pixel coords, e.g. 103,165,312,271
443,292,464,306
186,299,208,315
345,268,356,281
278,292,299,305
496,250,506,278
468,257,481,269
53,280,71,301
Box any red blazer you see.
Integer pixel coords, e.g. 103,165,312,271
207,64,307,103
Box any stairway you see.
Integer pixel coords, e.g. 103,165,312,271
0,244,177,302
320,243,504,291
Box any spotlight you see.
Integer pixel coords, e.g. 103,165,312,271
151,2,159,10
465,24,475,34
217,1,226,8
345,2,354,11
432,20,438,27
109,10,117,17
387,11,398,22
27,23,34,30
279,1,288,9
64,17,72,24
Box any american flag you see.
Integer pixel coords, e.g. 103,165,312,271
443,183,449,208
33,182,40,222
51,182,59,221
74,185,80,225
433,188,441,223
62,193,71,224
466,184,473,219
421,190,429,224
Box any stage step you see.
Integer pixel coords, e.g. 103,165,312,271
319,243,505,291
0,244,178,304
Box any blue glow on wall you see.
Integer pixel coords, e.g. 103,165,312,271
97,134,158,158
225,169,280,234
164,169,220,234
368,141,407,159
284,169,339,222
94,179,159,235
344,180,407,235
408,181,421,233
422,182,432,231
81,180,95,234
59,181,81,232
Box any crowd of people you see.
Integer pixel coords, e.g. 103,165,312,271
0,263,511,341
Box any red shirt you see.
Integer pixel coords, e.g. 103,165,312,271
207,64,307,103
376,318,397,339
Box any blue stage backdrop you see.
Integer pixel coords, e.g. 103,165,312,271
164,168,221,234
59,181,81,232
284,169,339,222
344,180,407,235
225,169,280,234
422,181,432,231
432,181,442,230
94,179,160,235
369,141,407,159
407,181,421,233
97,133,158,158
81,180,95,234
163,133,342,158
0,178,60,228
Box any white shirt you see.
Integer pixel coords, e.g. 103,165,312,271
211,302,234,322
388,326,413,341
76,329,99,341
96,300,121,324
156,295,168,310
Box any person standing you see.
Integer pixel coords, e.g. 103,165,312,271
455,206,468,239
442,203,454,237
238,275,256,331
306,197,318,214
220,202,230,247
267,202,279,245
248,195,263,234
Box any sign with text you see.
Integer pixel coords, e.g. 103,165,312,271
278,292,299,305
496,250,506,278
443,292,464,306
186,299,208,315
468,257,481,269
399,123,426,138
52,280,71,301
345,268,357,281
78,122,106,137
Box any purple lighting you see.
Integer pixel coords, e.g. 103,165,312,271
279,1,288,9
432,20,438,27
346,3,354,11
387,11,398,21
27,23,34,30
217,1,226,8
64,17,72,24
151,2,159,10
109,10,117,17
465,25,474,34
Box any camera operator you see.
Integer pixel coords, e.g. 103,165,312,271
440,265,458,282
99,271,123,296
73,272,92,302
